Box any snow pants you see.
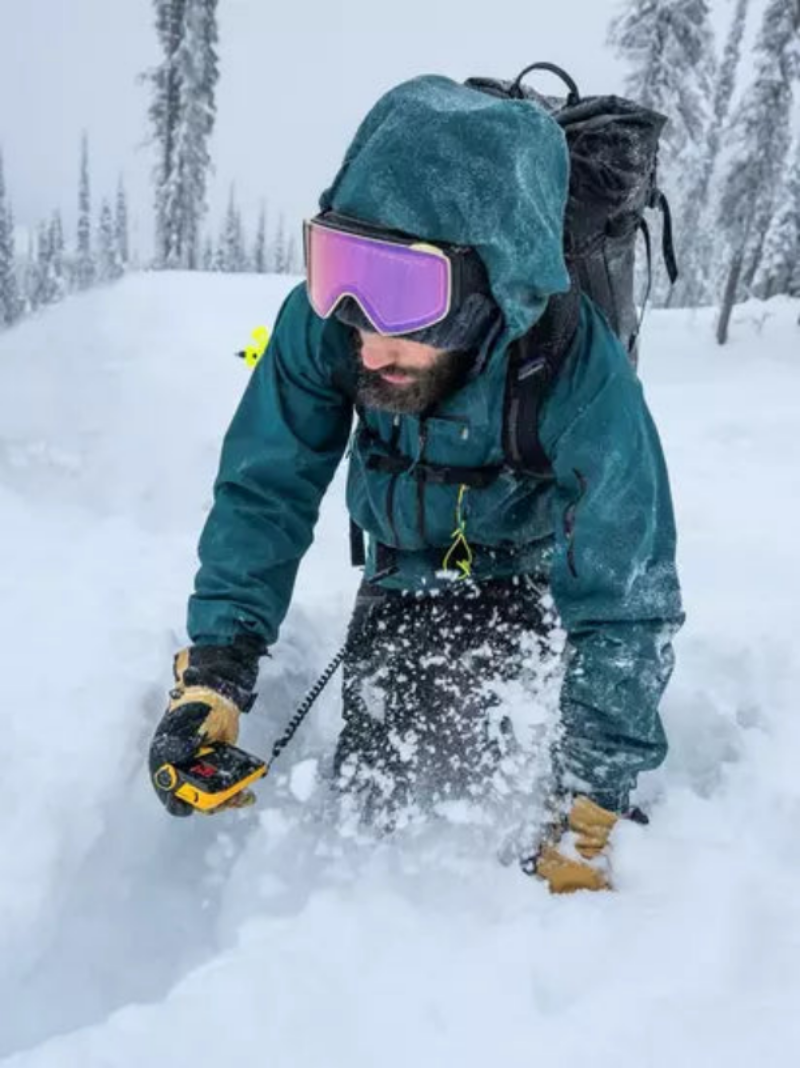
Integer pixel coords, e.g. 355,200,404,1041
333,575,557,827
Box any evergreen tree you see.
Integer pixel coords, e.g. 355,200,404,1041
22,240,38,314
286,232,299,275
76,135,96,290
202,234,214,271
31,219,65,307
0,150,21,327
717,0,800,341
791,230,800,298
149,0,187,266
174,0,219,269
673,0,750,306
609,0,716,162
98,199,123,282
49,212,66,301
75,133,95,289
253,202,268,273
273,212,287,273
610,0,716,305
33,222,50,308
752,139,800,298
220,186,247,272
115,178,130,268
21,231,37,314
147,0,219,269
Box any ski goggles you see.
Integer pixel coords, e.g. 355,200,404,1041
304,212,487,337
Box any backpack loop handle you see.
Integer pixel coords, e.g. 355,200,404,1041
509,63,581,107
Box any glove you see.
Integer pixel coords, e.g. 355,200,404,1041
149,637,263,816
534,795,619,894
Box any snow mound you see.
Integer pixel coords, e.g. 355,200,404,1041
1,276,798,1065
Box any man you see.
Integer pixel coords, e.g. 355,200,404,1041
150,75,684,894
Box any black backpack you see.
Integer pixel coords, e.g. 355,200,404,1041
466,62,678,477
349,63,678,571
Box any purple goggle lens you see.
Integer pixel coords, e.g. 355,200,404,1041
304,219,452,336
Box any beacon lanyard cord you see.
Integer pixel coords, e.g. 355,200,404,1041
266,643,349,768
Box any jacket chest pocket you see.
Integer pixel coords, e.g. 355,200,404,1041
413,413,489,469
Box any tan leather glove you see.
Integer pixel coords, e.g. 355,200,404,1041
535,796,619,894
167,647,243,742
149,638,263,816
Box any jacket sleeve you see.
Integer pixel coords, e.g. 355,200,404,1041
187,286,353,647
545,324,684,812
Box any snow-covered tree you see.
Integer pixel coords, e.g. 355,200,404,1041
97,200,124,283
286,232,299,275
147,0,219,269
272,212,287,273
610,0,716,305
253,202,268,273
173,0,219,269
673,0,750,306
49,212,66,300
149,0,187,266
201,235,214,271
115,178,130,269
28,223,51,309
717,0,800,340
219,186,247,272
609,0,716,162
30,215,69,308
752,139,800,298
0,150,21,327
75,133,95,290
791,233,800,298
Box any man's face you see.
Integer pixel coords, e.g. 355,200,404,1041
355,330,469,415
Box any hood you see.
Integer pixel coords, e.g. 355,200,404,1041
320,74,571,344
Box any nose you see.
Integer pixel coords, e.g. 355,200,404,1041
360,339,398,372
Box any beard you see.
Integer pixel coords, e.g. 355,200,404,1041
353,335,474,416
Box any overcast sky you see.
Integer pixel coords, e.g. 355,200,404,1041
0,0,749,258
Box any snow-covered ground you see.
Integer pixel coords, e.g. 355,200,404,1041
1,275,798,1066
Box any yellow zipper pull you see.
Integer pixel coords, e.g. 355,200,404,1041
442,484,473,579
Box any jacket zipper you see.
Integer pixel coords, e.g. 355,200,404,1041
385,415,402,544
416,419,429,544
386,474,400,544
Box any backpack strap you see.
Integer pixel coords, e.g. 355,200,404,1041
350,517,367,567
650,189,679,286
504,285,582,477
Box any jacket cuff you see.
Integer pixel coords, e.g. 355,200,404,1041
583,787,631,815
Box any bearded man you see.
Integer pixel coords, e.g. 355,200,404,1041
149,75,684,893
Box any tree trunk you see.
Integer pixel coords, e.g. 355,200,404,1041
717,248,744,345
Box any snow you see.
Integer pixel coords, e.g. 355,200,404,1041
289,759,319,803
1,275,799,1066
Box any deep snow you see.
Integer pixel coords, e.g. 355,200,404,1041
0,274,798,1067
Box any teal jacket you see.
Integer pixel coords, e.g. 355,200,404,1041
187,76,683,811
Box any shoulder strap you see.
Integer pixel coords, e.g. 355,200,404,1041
504,285,581,477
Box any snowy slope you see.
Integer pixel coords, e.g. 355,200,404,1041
0,275,798,1067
